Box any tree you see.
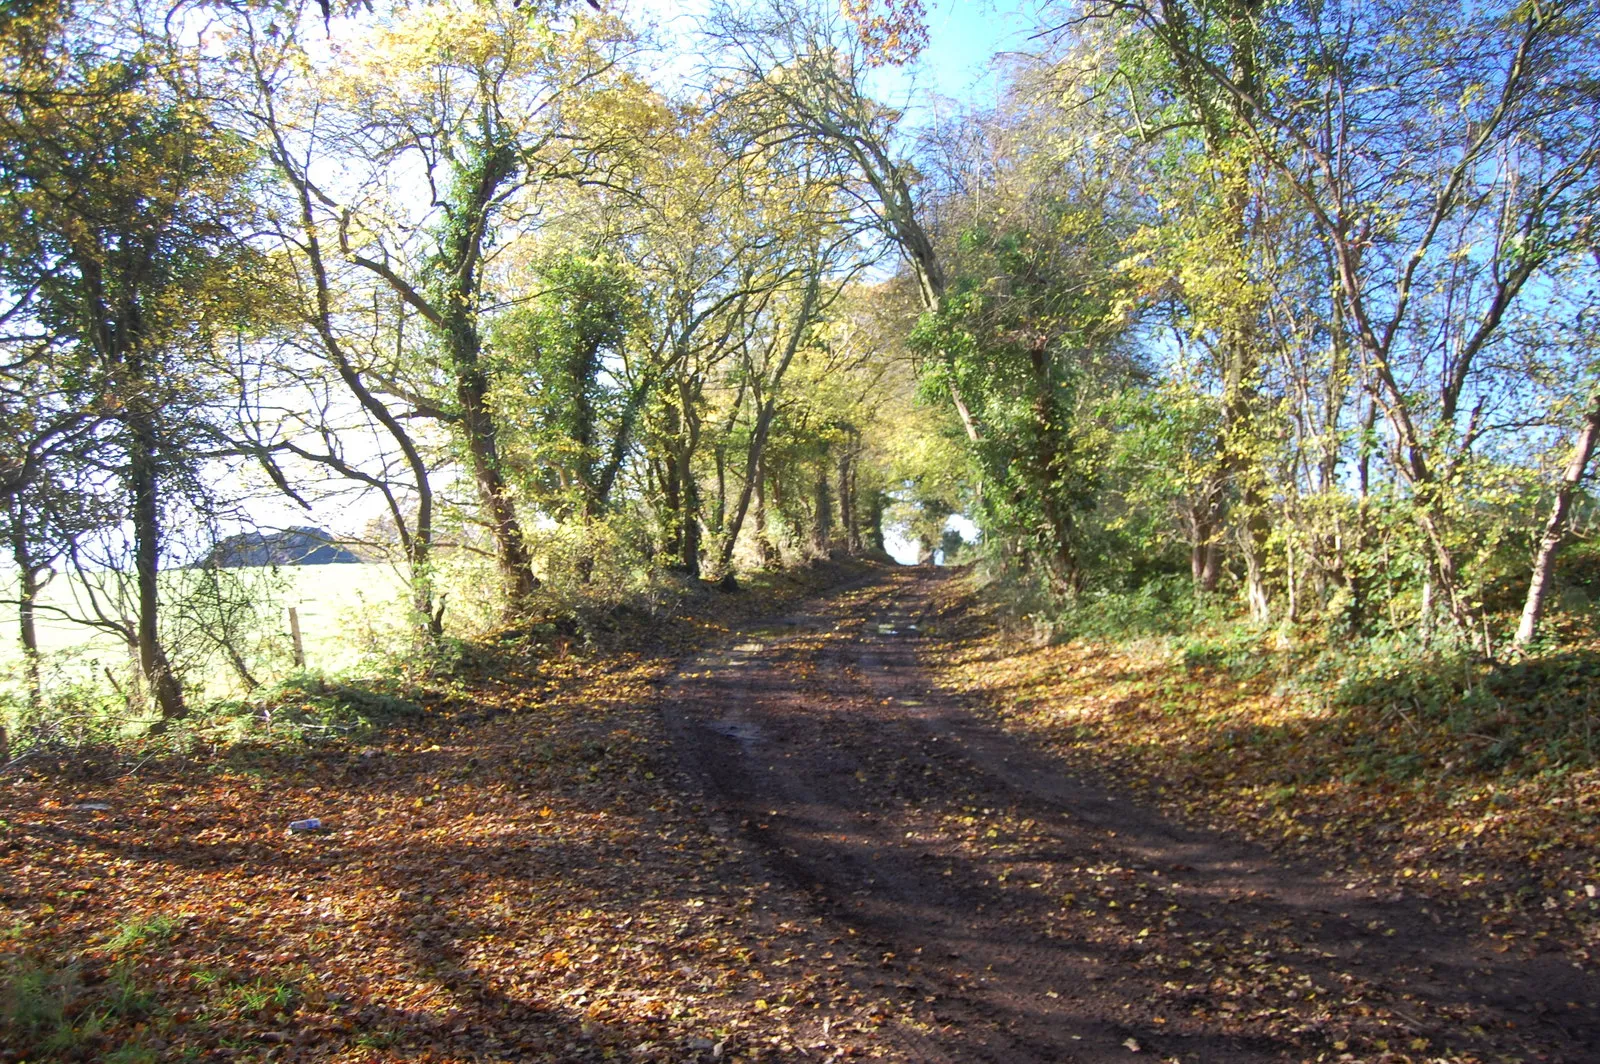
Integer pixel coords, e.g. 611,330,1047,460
576,89,863,577
880,51,1143,596
491,250,637,522
1056,1,1282,618
1516,257,1600,646
0,2,264,718
709,0,985,443
268,0,642,614
233,13,451,637
1076,0,1600,640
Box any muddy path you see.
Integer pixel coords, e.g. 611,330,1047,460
662,568,1600,1064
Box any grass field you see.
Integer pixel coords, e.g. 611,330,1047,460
0,563,413,704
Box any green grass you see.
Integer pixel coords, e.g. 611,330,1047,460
103,914,179,956
0,951,157,1059
0,563,412,700
232,672,425,741
191,967,303,1021
0,954,78,1043
0,562,426,759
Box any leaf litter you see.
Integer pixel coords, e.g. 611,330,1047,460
0,562,897,1063
4,563,1598,1064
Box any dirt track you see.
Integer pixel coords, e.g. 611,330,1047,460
662,568,1600,1064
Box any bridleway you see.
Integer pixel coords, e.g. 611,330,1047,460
660,567,1600,1063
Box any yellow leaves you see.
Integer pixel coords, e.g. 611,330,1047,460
359,3,528,80
317,0,632,140
840,0,929,67
568,74,674,139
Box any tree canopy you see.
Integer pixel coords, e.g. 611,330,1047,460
1,0,1597,712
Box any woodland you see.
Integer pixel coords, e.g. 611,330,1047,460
2,0,1599,1061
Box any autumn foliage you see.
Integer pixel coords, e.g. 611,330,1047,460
838,0,928,65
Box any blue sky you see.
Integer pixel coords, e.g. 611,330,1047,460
895,1,1032,103
625,0,1033,120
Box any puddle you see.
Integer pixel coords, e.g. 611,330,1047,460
705,720,761,743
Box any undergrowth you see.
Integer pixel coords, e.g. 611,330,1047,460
0,913,180,1062
0,542,742,766
944,566,1600,964
0,669,433,771
984,556,1600,789
1,558,882,775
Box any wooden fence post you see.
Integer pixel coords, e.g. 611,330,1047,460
288,607,306,668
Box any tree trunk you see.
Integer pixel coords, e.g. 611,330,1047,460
7,498,43,712
865,491,887,554
128,403,185,719
218,630,262,692
837,442,855,555
1515,391,1600,647
1420,573,1435,646
718,419,764,573
430,137,537,615
78,250,184,717
269,125,443,640
678,445,701,577
680,483,701,577
1223,386,1271,623
1189,490,1224,592
718,275,821,572
714,445,727,540
1189,472,1226,594
1198,543,1223,592
811,450,833,556
754,455,779,568
1284,535,1298,624
595,378,652,515
450,319,538,611
1191,537,1222,591
1244,522,1271,623
659,450,682,563
1416,501,1469,635
846,439,862,554
770,474,791,553
1217,188,1271,625
18,570,41,711
412,500,442,637
1026,341,1083,594
1149,7,1272,613
1343,397,1379,629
